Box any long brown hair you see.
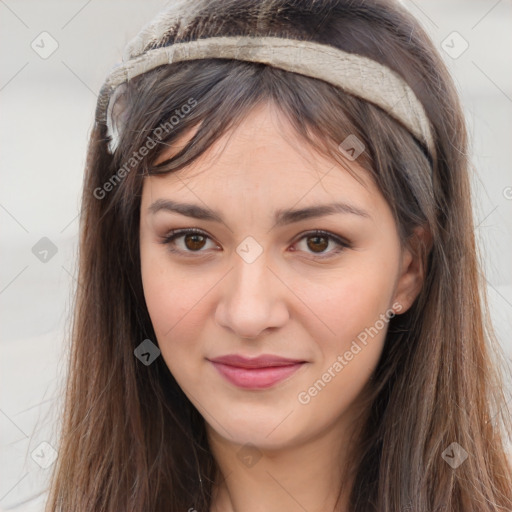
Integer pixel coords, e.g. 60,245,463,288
46,0,512,510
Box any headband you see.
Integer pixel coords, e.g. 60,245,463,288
96,36,435,158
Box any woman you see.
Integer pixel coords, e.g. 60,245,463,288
46,0,512,510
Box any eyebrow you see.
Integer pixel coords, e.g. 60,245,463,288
148,199,371,227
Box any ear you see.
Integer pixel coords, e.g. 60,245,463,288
392,225,432,314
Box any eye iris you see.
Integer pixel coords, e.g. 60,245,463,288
307,235,328,253
185,233,207,251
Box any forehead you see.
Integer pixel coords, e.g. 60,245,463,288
141,103,384,220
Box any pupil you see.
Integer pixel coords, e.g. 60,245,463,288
308,236,328,253
183,234,329,253
185,234,206,251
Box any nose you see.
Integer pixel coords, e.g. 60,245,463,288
214,253,289,340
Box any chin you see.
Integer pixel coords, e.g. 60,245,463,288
206,408,306,450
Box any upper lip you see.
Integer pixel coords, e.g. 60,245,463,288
208,354,306,368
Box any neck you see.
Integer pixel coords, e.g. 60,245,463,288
206,412,362,512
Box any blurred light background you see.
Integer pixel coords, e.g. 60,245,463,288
1,0,511,510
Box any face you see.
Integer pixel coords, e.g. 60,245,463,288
139,102,421,451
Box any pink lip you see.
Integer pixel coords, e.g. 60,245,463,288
208,354,306,389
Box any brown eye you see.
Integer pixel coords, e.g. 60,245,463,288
160,228,217,256
183,233,207,251
293,230,350,259
160,228,350,260
306,235,329,253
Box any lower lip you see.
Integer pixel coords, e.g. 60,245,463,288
210,361,305,389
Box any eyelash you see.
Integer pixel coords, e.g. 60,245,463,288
159,228,351,260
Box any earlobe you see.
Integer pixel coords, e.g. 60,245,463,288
392,225,432,314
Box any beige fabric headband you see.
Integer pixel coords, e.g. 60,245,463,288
96,36,435,157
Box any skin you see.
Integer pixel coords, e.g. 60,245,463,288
139,102,427,512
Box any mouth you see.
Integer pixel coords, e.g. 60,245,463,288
208,358,307,389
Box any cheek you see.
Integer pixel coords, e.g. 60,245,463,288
296,255,398,399
305,259,398,348
294,274,394,427
140,246,209,368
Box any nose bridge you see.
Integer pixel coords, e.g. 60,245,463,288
215,245,289,339
232,249,270,301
